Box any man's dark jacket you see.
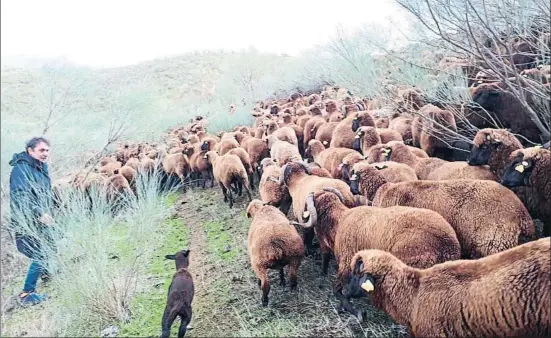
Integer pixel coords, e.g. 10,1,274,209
9,151,53,238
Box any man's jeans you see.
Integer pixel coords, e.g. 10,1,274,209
16,235,49,293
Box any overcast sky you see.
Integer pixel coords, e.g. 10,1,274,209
1,0,407,68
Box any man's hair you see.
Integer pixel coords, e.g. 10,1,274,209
26,136,50,151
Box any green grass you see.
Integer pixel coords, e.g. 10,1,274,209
204,220,238,262
119,196,190,338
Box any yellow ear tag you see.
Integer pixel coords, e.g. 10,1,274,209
521,161,529,166
203,154,208,159
323,141,328,145
361,280,374,292
350,174,358,181
514,164,525,173
302,211,310,219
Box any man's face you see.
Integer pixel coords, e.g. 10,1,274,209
28,142,50,163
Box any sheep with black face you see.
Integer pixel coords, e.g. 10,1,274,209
161,249,194,338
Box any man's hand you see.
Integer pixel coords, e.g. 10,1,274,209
39,213,54,226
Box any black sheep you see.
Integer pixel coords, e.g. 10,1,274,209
161,249,194,338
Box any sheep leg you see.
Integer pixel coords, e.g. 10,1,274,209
321,251,331,276
177,320,188,338
248,173,255,191
177,309,192,338
227,186,234,208
279,268,286,287
209,170,214,188
161,307,178,338
178,174,187,193
333,278,363,321
279,196,292,216
237,180,243,196
243,184,252,202
303,228,316,256
221,184,228,203
259,269,270,306
288,258,301,290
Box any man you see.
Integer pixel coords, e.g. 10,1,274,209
9,136,55,307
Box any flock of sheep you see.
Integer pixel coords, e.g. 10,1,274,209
51,78,550,337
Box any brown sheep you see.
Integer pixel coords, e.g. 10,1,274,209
305,139,359,178
266,135,302,165
467,128,523,178
240,135,270,182
426,161,498,181
270,162,356,254
99,161,122,176
161,249,194,338
376,128,403,144
265,125,299,147
204,151,252,208
227,147,255,190
372,179,536,258
217,137,240,155
470,84,543,145
104,170,134,205
331,111,375,148
366,142,447,179
199,137,218,152
162,151,190,193
418,107,459,160
389,116,413,143
184,145,213,189
349,238,550,337
138,154,156,174
124,154,141,170
468,128,550,236
293,188,460,319
99,156,116,167
304,161,333,178
246,200,304,306
349,161,417,199
335,152,367,183
353,126,381,155
258,158,292,214
302,113,325,148
118,165,137,188
501,146,551,237
314,122,339,148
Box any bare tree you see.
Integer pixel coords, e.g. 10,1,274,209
393,0,550,140
4,59,90,135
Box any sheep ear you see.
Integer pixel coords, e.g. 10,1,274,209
354,258,364,275
165,255,176,260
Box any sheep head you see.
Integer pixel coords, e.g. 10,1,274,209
292,187,346,229
352,111,376,132
246,199,267,218
501,147,549,188
468,128,520,167
165,249,190,270
347,250,396,298
273,161,311,187
203,150,219,164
